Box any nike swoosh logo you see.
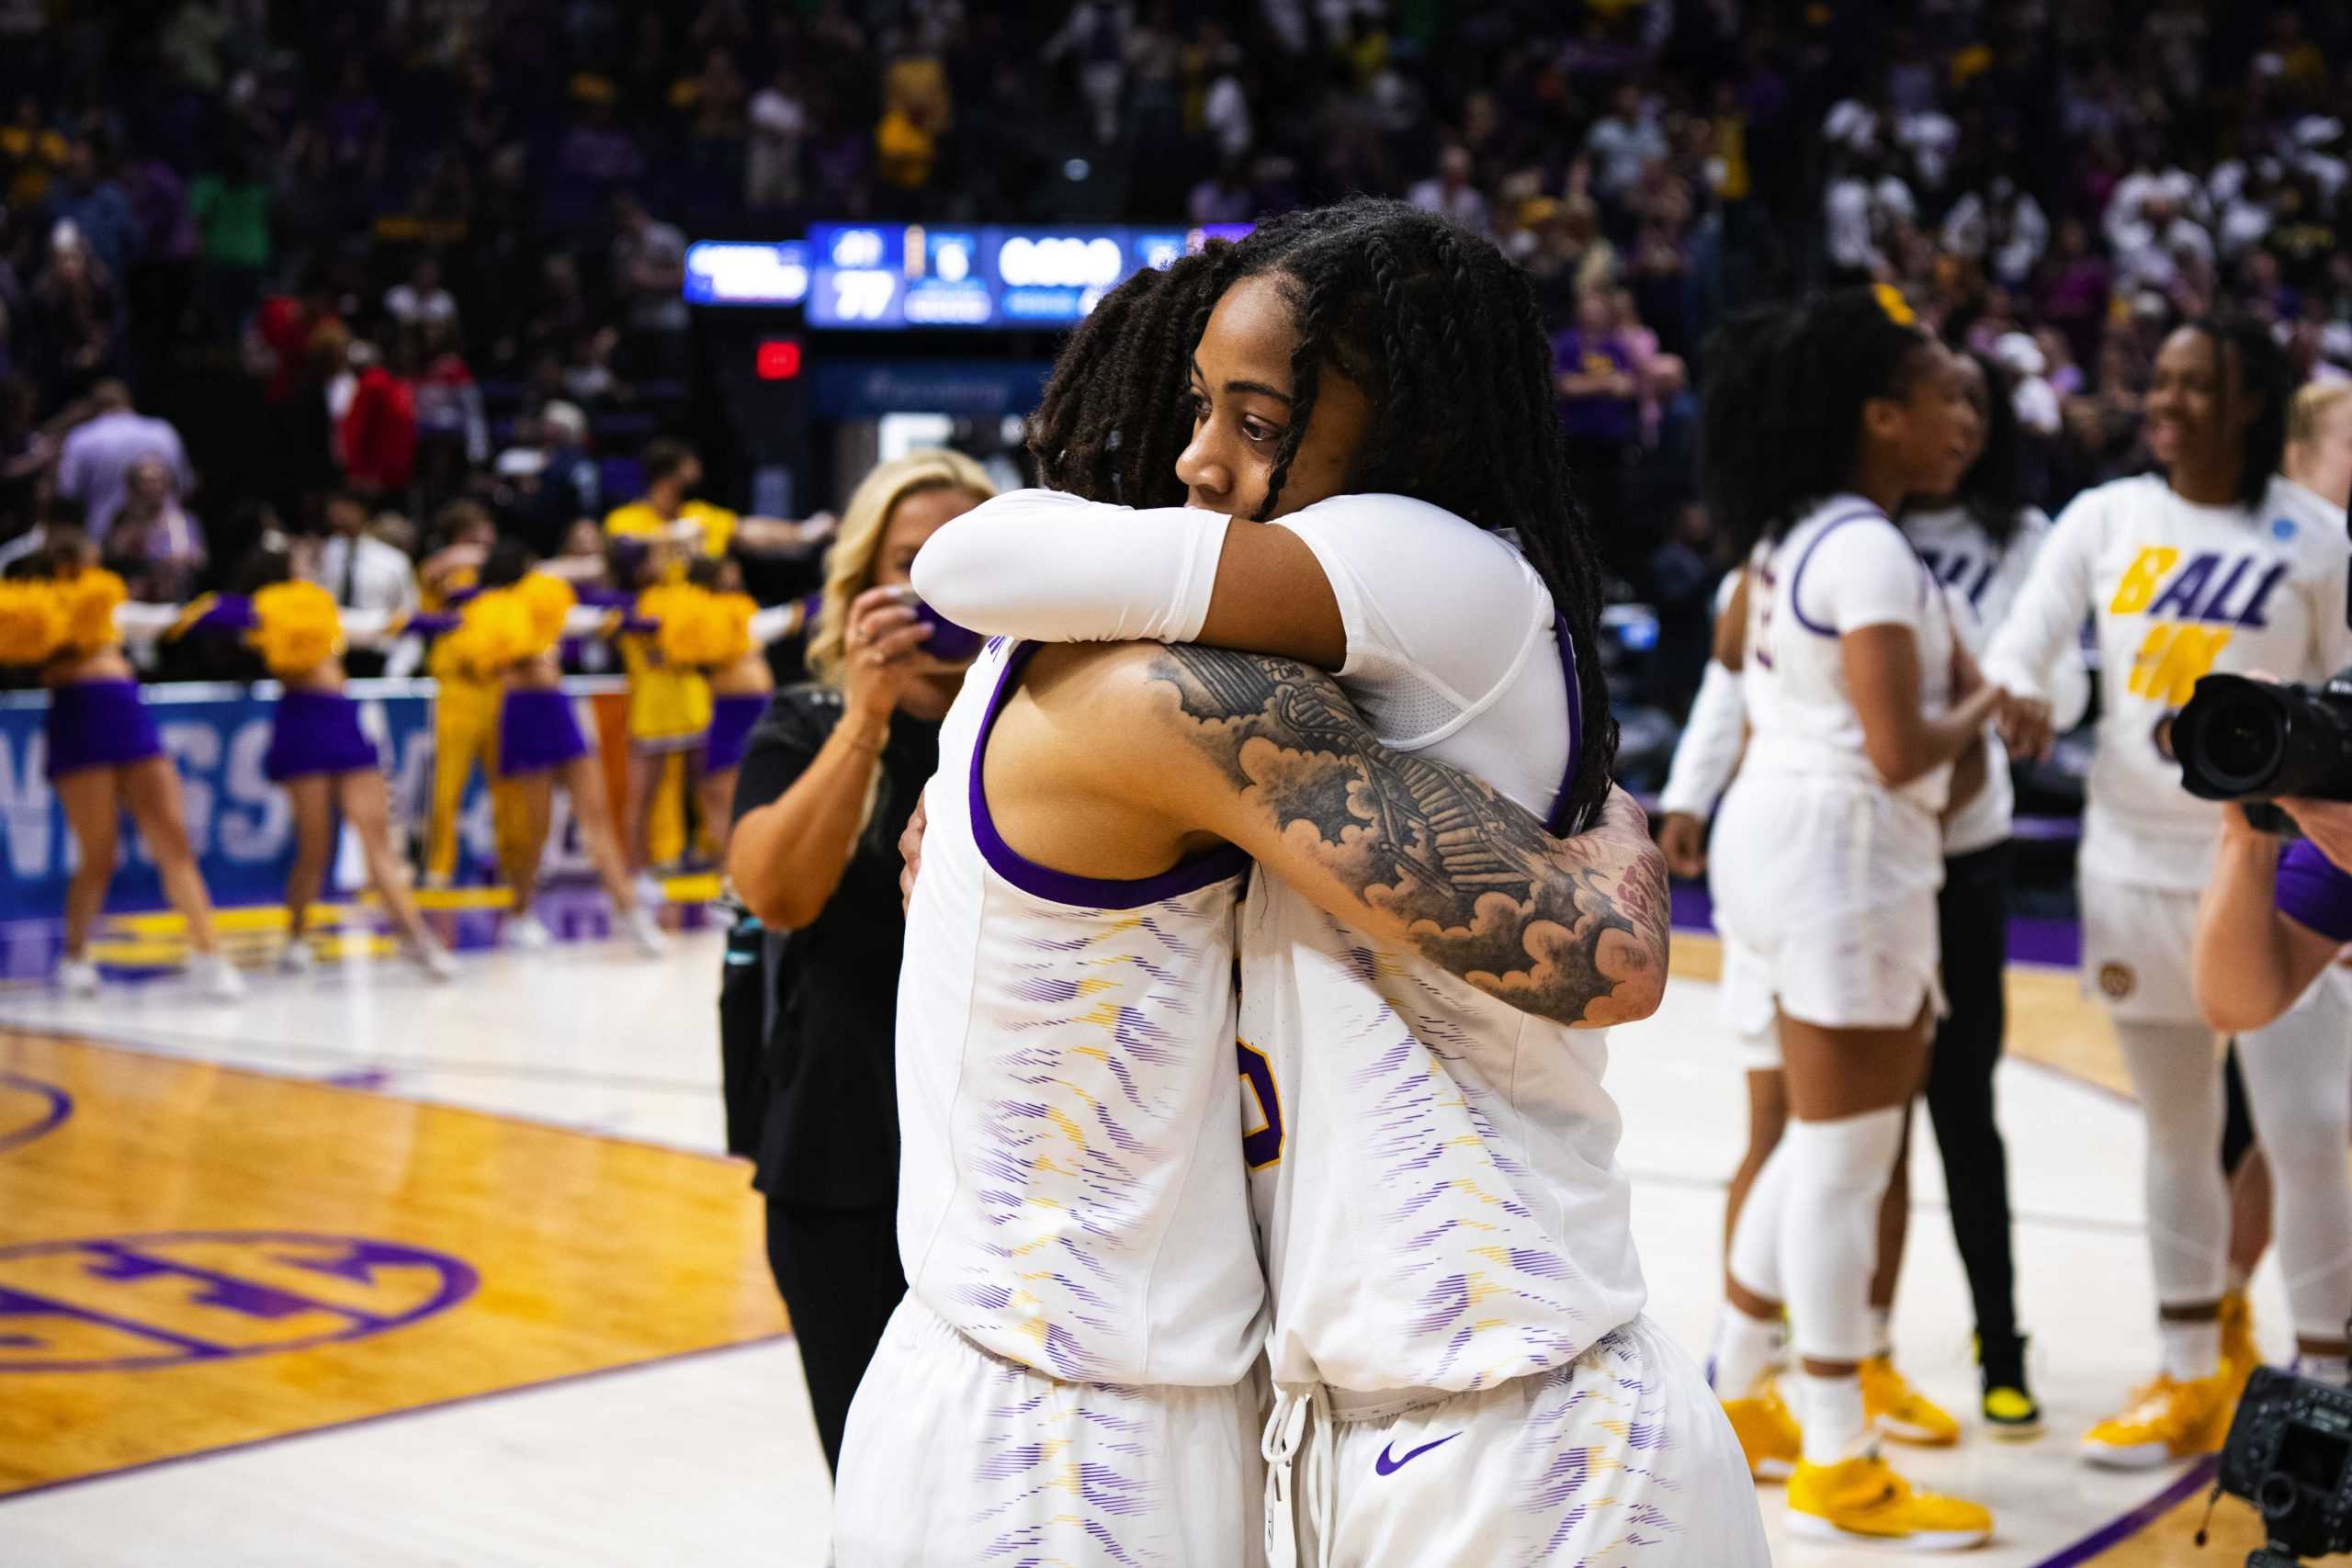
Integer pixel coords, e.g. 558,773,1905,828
1374,1432,1462,1475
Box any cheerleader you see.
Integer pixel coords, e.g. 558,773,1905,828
1699,287,2000,1545
671,558,815,861
0,533,241,999
1986,315,2352,1456
170,543,455,979
463,543,665,955
609,537,712,883
1668,348,2091,1445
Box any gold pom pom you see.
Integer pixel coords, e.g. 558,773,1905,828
250,581,346,678
514,572,578,659
0,582,66,666
61,569,128,652
449,589,534,678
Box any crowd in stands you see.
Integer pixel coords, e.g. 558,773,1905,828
0,0,2344,709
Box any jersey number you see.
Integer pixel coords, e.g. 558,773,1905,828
1238,1040,1283,1169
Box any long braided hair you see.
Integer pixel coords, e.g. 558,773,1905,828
1028,197,1619,834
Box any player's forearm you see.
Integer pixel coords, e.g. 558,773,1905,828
2194,828,2301,1032
1144,645,1666,1028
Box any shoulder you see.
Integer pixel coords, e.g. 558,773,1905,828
603,503,656,535
2054,477,2143,533
1274,491,1535,587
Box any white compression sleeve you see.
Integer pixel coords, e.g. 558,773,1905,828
1658,658,1745,818
910,489,1229,646
2237,971,2352,1340
2111,1019,2230,1307
1780,1105,1907,1365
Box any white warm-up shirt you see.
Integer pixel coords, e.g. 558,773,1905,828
1983,474,2352,891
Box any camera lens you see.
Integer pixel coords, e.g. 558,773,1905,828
2205,703,2282,787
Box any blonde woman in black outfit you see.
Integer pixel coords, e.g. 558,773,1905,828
725,450,992,1472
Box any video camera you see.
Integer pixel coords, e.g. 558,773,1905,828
2213,1366,2352,1563
2176,668,2352,833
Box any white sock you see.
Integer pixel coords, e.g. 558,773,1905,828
2160,1317,2222,1383
1868,1305,1893,1359
1796,1371,1868,1465
1709,1306,1783,1398
2300,1353,2350,1387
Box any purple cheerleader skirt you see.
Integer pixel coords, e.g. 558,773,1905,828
498,687,590,779
46,679,164,780
266,690,381,782
705,693,767,774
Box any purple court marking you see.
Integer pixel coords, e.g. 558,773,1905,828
2027,1457,2219,1568
322,1066,392,1091
0,1074,71,1155
0,1330,791,1506
0,1232,477,1373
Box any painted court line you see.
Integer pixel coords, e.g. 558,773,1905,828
0,1331,793,1506
2027,1458,2219,1568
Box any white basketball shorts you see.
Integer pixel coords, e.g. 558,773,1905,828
834,1296,1266,1567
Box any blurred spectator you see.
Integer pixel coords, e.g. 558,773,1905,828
1553,286,1640,582
746,63,807,211
1586,82,1667,203
103,457,207,603
495,400,598,556
44,141,138,282
27,223,120,402
340,333,419,497
312,488,419,677
54,380,192,541
385,255,458,333
1408,147,1488,231
609,192,687,376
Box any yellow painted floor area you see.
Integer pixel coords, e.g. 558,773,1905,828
0,1030,784,1497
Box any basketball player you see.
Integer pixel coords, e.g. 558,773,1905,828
1662,348,2088,1442
1698,287,1999,1546
1987,315,2352,1457
905,201,1764,1565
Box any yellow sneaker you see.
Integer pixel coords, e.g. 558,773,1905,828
1722,1379,1803,1481
2080,1372,2234,1469
1787,1454,1994,1550
1862,1355,1962,1446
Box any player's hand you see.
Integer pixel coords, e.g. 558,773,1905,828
1996,693,2054,761
899,788,928,915
1657,811,1708,879
2278,797,2352,874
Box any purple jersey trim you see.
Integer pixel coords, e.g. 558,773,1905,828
1786,507,1903,637
967,641,1250,909
2277,840,2352,942
1544,614,1583,837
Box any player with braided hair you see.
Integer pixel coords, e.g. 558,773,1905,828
903,197,1762,1565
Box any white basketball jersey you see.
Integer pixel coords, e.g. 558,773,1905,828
1738,495,1958,812
894,637,1265,1387
1984,474,2352,891
1239,580,1646,1395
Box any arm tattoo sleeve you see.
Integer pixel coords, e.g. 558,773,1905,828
1148,645,1668,1027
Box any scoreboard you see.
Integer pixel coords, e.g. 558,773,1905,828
806,223,1250,330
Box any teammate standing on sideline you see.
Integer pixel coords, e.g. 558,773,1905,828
1699,287,2001,1547
1986,315,2352,1456
1663,348,2087,1442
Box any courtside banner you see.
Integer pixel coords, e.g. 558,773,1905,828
0,680,620,917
